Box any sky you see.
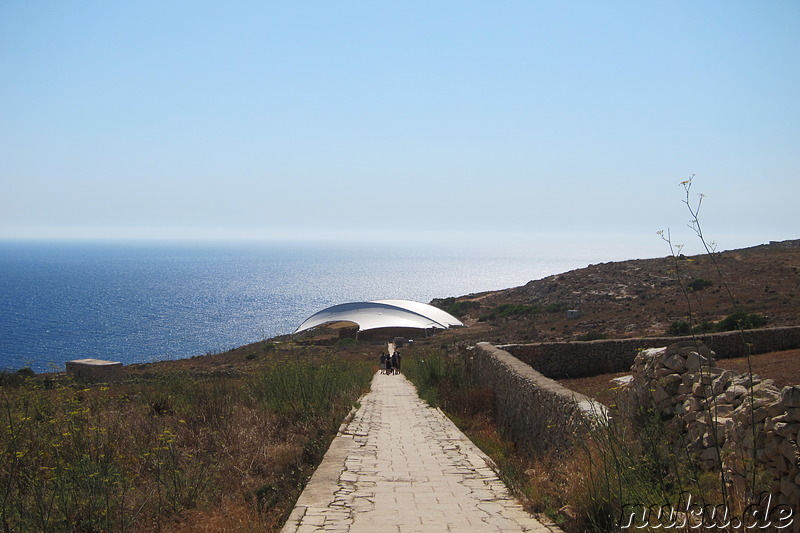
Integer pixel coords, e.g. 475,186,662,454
1,1,798,256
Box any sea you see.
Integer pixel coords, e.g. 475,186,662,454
0,238,658,372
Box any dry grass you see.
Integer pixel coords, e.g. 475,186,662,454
435,240,800,345
405,346,774,532
0,348,373,532
403,348,605,530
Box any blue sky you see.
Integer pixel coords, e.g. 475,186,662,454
1,1,798,255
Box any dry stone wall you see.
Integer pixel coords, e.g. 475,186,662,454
625,341,800,507
501,326,800,379
468,342,607,455
470,329,800,509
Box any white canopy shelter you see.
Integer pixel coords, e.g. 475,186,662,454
294,299,464,334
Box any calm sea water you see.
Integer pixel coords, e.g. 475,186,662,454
0,239,629,372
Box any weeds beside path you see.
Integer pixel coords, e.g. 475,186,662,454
0,352,372,532
403,345,800,532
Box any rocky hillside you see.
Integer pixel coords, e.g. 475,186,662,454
434,239,800,345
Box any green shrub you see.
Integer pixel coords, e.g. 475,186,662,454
692,321,716,333
687,278,713,291
256,359,371,420
667,312,768,336
575,331,608,341
479,303,540,321
0,368,35,387
403,350,470,408
432,297,481,317
335,337,357,349
667,320,691,336
544,303,568,313
714,312,768,332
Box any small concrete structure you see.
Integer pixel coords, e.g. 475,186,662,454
566,309,580,319
66,359,123,383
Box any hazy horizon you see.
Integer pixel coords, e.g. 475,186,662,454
1,228,795,265
2,3,797,248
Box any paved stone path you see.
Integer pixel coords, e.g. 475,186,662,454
281,372,560,533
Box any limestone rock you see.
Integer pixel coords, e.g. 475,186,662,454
712,403,734,418
711,371,732,396
663,353,687,373
786,407,800,423
626,340,800,507
724,384,748,403
781,385,800,408
685,351,711,372
693,381,711,398
655,366,677,378
780,438,798,463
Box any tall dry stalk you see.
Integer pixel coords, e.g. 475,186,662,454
660,175,763,506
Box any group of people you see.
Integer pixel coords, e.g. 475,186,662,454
379,351,401,375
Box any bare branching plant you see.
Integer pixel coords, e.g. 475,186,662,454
659,175,763,508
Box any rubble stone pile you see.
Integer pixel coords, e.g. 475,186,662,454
626,341,800,507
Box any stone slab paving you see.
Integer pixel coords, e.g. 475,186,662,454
282,372,561,533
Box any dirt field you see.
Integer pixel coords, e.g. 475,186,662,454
716,348,800,388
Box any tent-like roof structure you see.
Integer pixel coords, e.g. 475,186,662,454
294,299,464,334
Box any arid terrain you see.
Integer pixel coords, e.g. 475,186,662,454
432,238,800,345
427,238,800,407
137,239,800,390
15,238,797,532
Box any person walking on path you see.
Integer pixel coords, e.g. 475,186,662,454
379,352,387,374
391,351,401,374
